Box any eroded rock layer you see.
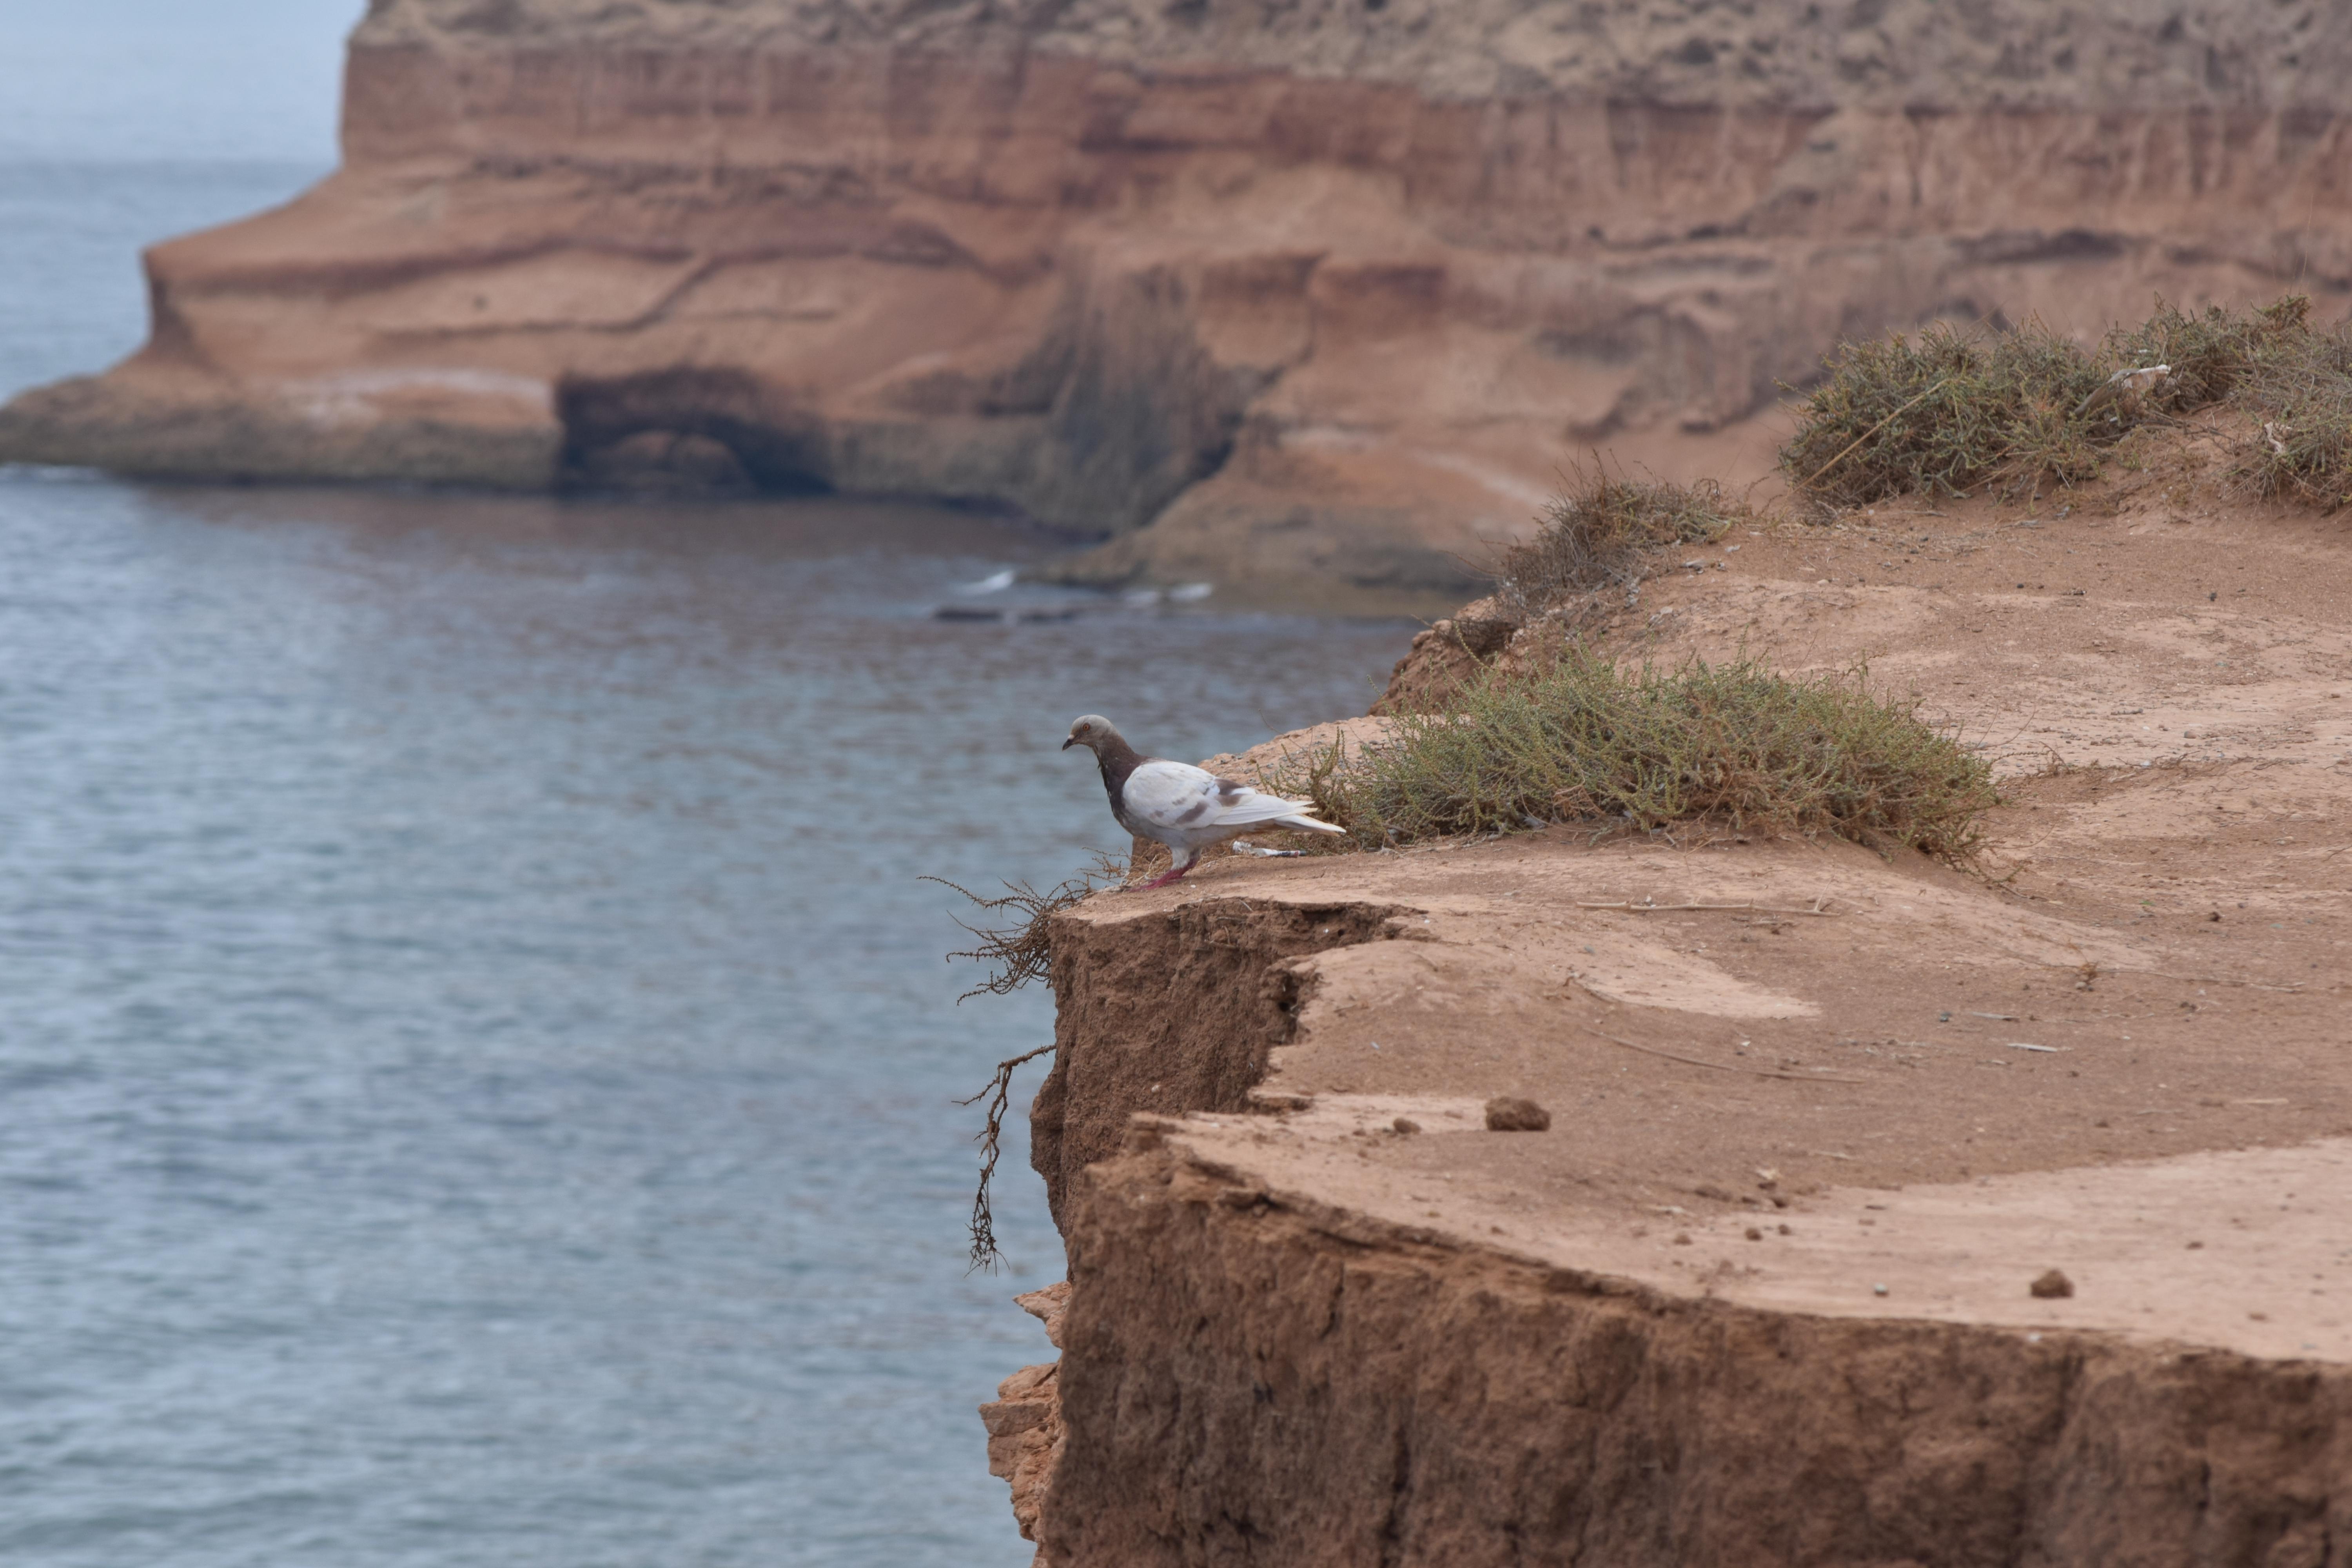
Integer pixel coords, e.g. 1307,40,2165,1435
1051,1135,2348,1567
1031,897,1402,1230
4,2,2350,608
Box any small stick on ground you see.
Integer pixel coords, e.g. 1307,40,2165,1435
959,1042,1055,1272
1574,1025,1867,1084
1576,899,1837,917
2145,971,2307,995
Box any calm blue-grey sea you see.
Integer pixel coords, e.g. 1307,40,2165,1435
0,28,1410,1563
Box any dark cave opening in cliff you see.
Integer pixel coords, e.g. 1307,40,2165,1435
555,367,833,497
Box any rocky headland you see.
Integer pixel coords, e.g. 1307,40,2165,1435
984,419,2351,1562
4,1,2351,609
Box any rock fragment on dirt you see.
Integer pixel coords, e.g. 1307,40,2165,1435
1484,1096,1551,1132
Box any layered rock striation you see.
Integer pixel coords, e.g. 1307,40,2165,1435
5,1,2352,606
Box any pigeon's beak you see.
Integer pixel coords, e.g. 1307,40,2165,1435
1060,735,1080,751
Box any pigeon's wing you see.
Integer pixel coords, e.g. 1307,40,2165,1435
1117,760,1227,835
1122,760,1341,835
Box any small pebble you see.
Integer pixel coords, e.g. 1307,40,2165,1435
2031,1269,2074,1299
1483,1096,1551,1132
1392,1118,1421,1135
1744,1227,1763,1241
1672,1232,1693,1246
1872,1283,1890,1297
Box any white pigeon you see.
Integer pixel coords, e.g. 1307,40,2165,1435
1061,714,1345,890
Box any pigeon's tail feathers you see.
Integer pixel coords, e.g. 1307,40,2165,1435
1268,812,1346,835
1200,791,1327,828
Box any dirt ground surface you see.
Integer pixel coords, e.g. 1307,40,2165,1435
1066,817,2349,1360
996,435,2352,1561
1073,430,2352,1353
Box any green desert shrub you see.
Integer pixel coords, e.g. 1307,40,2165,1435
1273,655,1996,866
2212,299,2352,507
1494,459,1747,613
2107,296,2281,409
1781,297,2352,509
1778,318,2111,505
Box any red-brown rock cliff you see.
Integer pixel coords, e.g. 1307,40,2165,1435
2,0,2348,608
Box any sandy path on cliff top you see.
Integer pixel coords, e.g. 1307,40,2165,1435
1094,444,2350,1358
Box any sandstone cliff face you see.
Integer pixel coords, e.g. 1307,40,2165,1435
1051,1138,2348,1567
4,1,2350,607
1029,896,1402,1231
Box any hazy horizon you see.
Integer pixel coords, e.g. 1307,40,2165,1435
0,2,360,398
0,0,354,164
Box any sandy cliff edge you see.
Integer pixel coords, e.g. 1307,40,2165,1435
988,439,2351,1562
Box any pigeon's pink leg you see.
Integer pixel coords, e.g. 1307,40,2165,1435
1131,859,1194,893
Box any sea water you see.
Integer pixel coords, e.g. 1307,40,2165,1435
0,159,1410,1564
